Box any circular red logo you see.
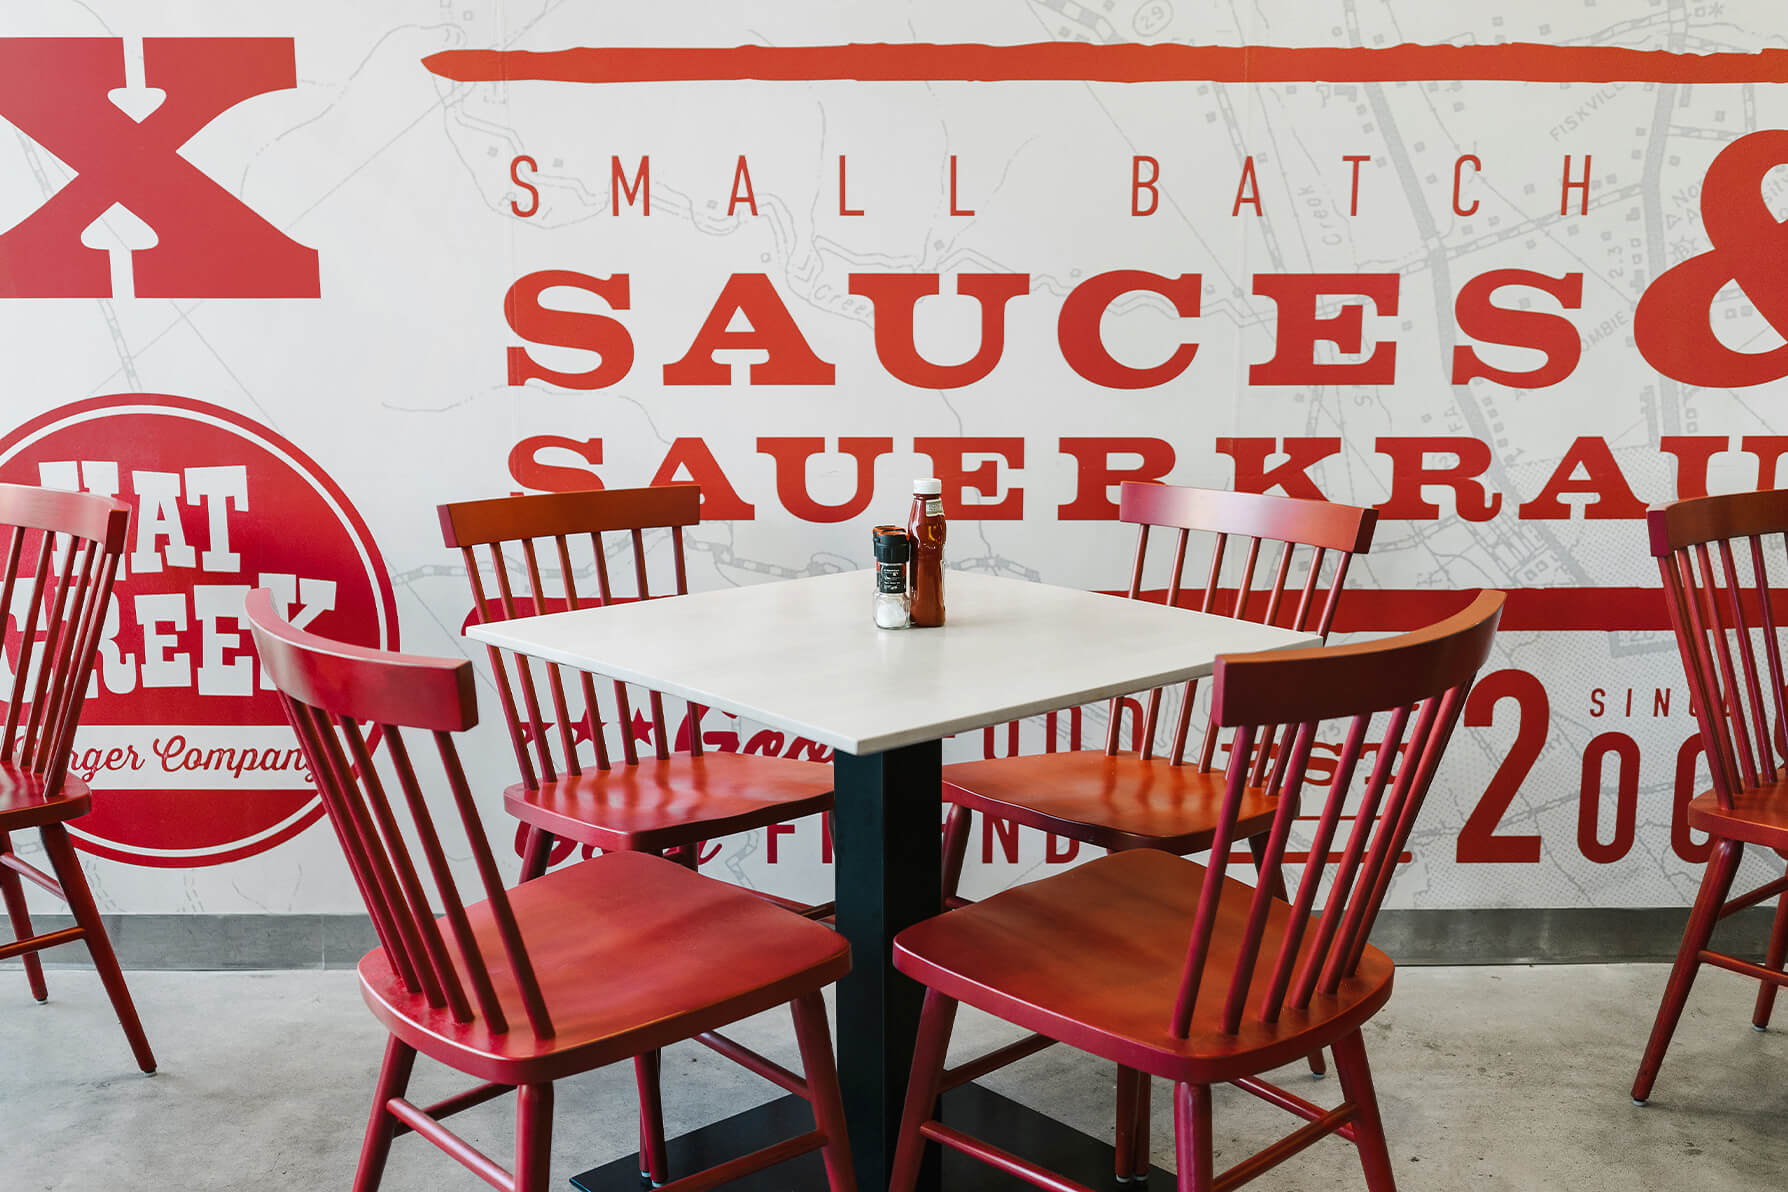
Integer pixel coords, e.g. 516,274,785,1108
0,395,397,867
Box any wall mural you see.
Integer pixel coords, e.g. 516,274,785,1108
1,0,1784,917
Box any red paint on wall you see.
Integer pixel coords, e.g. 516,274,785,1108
423,42,1788,86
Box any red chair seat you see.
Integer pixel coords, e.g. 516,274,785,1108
942,751,1277,853
359,850,849,1086
0,764,90,829
1687,783,1788,849
894,849,1392,1085
504,752,834,854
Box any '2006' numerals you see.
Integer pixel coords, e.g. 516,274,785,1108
1455,669,1710,866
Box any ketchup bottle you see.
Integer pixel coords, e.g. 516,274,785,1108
907,478,946,627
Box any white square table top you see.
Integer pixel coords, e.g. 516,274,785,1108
465,570,1320,756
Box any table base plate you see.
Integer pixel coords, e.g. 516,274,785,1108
569,1083,1174,1190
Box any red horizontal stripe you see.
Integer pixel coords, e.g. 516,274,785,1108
1132,587,1700,633
1122,586,1766,632
1329,587,1788,634
1331,587,1669,634
1229,851,1413,865
422,42,1788,86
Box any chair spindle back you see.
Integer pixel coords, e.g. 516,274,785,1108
1111,483,1378,788
1649,491,1788,809
0,484,130,795
1169,590,1503,1040
245,588,554,1040
438,486,703,791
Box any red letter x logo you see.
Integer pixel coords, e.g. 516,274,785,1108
0,38,320,299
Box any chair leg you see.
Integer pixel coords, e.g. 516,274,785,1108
1116,1066,1138,1183
941,805,972,905
40,824,154,1073
1752,862,1788,1030
519,827,555,883
889,990,959,1192
0,832,47,1002
635,1050,668,1185
514,1082,554,1192
1633,837,1744,1103
1172,1083,1213,1192
1116,1066,1151,1183
353,1037,417,1192
1331,1029,1397,1192
791,992,858,1192
1131,1070,1152,1177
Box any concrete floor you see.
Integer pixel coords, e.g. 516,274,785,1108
0,964,1783,1190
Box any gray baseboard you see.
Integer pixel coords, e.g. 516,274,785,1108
1372,906,1774,966
4,907,1777,971
15,914,381,971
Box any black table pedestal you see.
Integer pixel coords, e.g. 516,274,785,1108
830,741,944,1192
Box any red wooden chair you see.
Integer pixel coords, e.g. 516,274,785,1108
244,588,856,1192
0,483,154,1075
438,485,834,889
889,591,1504,1192
941,483,1377,902
1634,491,1788,1105
940,482,1375,1167
439,484,836,1183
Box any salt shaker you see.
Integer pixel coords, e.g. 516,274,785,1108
873,527,910,629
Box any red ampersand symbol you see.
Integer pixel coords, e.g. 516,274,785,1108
1636,130,1788,388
